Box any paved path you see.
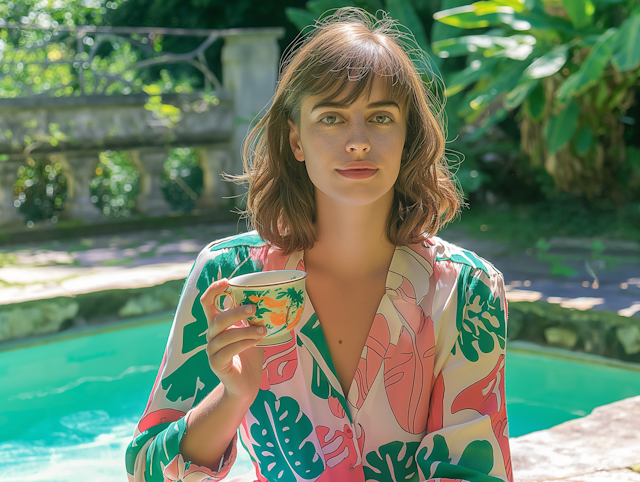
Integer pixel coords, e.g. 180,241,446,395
1,223,639,319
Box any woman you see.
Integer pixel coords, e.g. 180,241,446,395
126,7,512,482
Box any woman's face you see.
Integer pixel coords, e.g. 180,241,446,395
288,76,407,208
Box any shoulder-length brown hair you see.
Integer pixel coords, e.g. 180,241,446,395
232,7,463,254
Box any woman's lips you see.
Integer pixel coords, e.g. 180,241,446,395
336,169,378,179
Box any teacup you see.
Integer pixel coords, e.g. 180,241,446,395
214,270,306,346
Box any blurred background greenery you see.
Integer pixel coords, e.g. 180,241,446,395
1,0,639,245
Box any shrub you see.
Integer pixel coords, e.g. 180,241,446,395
160,147,203,211
90,151,140,218
14,157,67,226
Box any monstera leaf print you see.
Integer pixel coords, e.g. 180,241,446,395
416,434,503,482
363,441,421,482
454,266,506,362
452,354,512,482
250,390,324,481
162,246,263,405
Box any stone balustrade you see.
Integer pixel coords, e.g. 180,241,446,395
0,27,283,229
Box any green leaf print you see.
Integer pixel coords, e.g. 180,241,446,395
454,265,506,362
416,434,502,482
161,351,218,406
249,390,324,481
363,441,420,482
277,287,305,308
311,356,343,402
239,289,272,319
436,250,490,277
161,245,263,404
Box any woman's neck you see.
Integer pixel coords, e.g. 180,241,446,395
303,188,396,279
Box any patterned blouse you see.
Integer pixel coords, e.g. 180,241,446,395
126,230,512,482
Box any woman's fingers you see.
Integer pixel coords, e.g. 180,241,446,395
200,278,231,321
207,326,265,372
207,323,264,357
207,303,256,341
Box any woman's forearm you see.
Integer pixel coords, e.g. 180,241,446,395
179,383,252,471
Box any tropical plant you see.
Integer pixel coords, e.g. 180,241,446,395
160,147,204,211
14,156,67,226
432,0,640,202
90,150,141,217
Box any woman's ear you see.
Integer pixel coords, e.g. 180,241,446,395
288,119,305,162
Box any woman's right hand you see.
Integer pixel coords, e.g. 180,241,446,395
201,278,266,403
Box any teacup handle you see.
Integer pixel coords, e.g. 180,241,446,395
213,289,235,313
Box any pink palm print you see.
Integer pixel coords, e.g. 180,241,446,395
138,408,185,433
384,300,436,435
451,354,512,482
315,424,366,481
427,372,445,433
259,336,298,390
351,313,390,409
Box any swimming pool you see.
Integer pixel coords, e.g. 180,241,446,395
1,317,640,482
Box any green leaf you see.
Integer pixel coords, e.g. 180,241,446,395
525,82,545,120
466,107,508,142
560,0,595,30
445,57,501,96
306,0,354,16
250,391,324,481
556,28,617,102
142,84,162,95
433,1,525,29
460,59,527,117
434,34,536,60
504,78,539,109
285,7,317,31
431,0,469,44
544,99,579,155
574,124,593,154
612,14,640,71
525,45,568,79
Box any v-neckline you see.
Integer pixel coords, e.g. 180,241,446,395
293,246,401,413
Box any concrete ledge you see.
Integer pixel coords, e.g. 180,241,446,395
0,279,184,344
512,395,640,481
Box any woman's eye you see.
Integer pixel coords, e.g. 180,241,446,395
372,115,392,124
321,115,341,124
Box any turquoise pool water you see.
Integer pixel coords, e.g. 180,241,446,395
1,319,640,481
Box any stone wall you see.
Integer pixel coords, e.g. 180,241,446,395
0,28,284,232
508,301,640,363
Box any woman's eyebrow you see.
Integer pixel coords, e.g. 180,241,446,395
310,100,400,112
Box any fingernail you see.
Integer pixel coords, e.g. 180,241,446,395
256,326,265,334
244,305,253,314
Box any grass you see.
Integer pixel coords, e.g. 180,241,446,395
101,258,134,266
0,252,18,267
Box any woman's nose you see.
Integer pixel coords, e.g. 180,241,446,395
345,122,371,154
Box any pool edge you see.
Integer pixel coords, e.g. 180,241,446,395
508,340,640,372
0,311,174,353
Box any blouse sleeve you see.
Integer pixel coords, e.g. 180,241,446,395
416,263,513,482
124,241,262,482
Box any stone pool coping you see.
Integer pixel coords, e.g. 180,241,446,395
511,393,640,481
